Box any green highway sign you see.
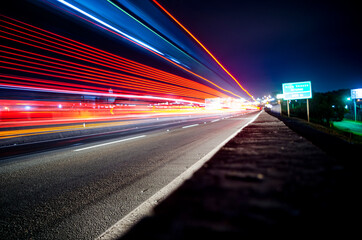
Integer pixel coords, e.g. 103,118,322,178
282,81,312,100
351,88,362,99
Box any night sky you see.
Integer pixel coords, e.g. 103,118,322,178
157,0,362,97
1,0,361,99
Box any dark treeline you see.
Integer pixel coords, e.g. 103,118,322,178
281,89,356,125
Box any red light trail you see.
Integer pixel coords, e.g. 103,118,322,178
0,15,258,129
0,15,234,101
32,3,245,99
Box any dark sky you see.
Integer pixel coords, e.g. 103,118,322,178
157,0,362,97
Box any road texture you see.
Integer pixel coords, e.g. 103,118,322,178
0,110,259,239
120,111,359,239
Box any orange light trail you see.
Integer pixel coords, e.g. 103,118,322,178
21,9,243,99
0,15,258,130
0,16,241,100
152,0,255,101
0,45,220,98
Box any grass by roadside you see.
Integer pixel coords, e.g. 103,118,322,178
267,109,362,145
332,119,362,137
266,109,361,172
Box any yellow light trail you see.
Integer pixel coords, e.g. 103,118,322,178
0,120,142,139
152,0,255,101
0,107,253,140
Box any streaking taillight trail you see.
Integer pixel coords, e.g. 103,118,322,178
0,1,257,132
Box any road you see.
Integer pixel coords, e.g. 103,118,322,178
0,110,259,239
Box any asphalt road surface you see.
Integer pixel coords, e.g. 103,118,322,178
0,110,259,239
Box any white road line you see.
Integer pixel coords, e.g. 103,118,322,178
95,110,262,240
74,135,146,152
182,124,199,129
211,119,220,122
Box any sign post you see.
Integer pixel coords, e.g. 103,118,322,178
354,100,357,121
306,99,310,122
282,81,312,121
276,94,284,116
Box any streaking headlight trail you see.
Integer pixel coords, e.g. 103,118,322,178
39,0,251,98
55,0,164,56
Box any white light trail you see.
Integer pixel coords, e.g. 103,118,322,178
56,0,164,55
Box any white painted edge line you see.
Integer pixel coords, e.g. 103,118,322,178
74,135,146,152
211,119,220,122
182,124,199,129
95,110,263,240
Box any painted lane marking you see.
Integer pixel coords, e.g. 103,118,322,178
182,124,199,129
74,135,146,152
96,110,263,240
211,119,220,123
